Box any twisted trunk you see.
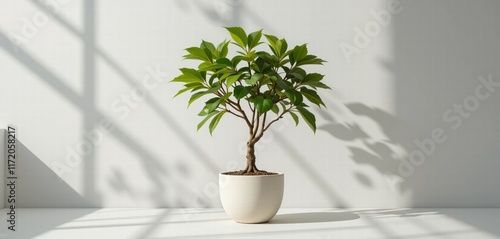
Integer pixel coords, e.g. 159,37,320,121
239,112,268,175
245,141,258,173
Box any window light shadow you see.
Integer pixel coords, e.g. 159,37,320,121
269,212,360,224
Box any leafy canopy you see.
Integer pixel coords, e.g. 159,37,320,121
171,27,330,135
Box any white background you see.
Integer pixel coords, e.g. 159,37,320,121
1,0,499,208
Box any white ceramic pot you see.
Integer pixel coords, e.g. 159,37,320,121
219,173,284,223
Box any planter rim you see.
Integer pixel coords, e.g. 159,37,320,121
219,172,284,177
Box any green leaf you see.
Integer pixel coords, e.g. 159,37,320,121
233,85,249,99
226,74,241,88
173,82,204,97
245,50,257,60
289,111,299,126
198,63,226,72
200,40,216,53
187,84,220,107
296,55,326,66
225,27,248,48
204,97,222,114
271,103,279,115
216,57,232,67
171,74,204,84
199,40,214,60
248,29,263,49
279,102,287,112
276,78,291,90
184,47,211,62
231,57,242,68
306,81,331,89
198,61,211,70
206,84,221,93
302,73,331,89
261,98,273,113
284,89,303,105
174,87,192,98
208,74,218,85
221,92,232,102
279,39,288,56
296,107,316,132
171,68,205,84
209,111,226,135
301,88,325,107
246,73,262,85
180,68,204,81
217,40,230,58
292,44,308,63
219,72,234,82
253,96,264,109
188,91,209,107
264,34,281,57
264,34,278,44
233,53,257,62
254,96,273,113
303,73,324,82
252,57,271,73
197,111,219,131
288,68,306,83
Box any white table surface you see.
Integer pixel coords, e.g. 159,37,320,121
1,208,500,239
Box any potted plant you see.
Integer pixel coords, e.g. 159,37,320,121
171,27,330,223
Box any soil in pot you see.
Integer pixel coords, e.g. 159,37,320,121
222,171,280,176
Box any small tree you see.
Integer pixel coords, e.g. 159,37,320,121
172,27,330,175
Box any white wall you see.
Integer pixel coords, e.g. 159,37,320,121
0,0,499,208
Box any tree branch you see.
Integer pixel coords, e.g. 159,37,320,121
251,107,256,129
253,111,260,136
226,100,252,128
252,112,267,143
225,109,244,119
263,106,293,132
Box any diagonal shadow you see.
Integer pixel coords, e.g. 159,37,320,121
0,32,203,206
16,141,90,207
317,100,412,194
0,140,96,238
82,0,100,205
269,212,359,224
274,134,347,208
0,208,96,239
198,0,242,26
28,0,220,175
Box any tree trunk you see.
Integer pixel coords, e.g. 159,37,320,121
245,141,258,173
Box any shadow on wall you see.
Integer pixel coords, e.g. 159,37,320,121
177,0,278,34
392,1,500,207
1,0,228,208
318,102,415,194
16,141,90,207
171,0,244,25
198,0,243,26
0,141,96,238
318,0,500,237
317,0,500,201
